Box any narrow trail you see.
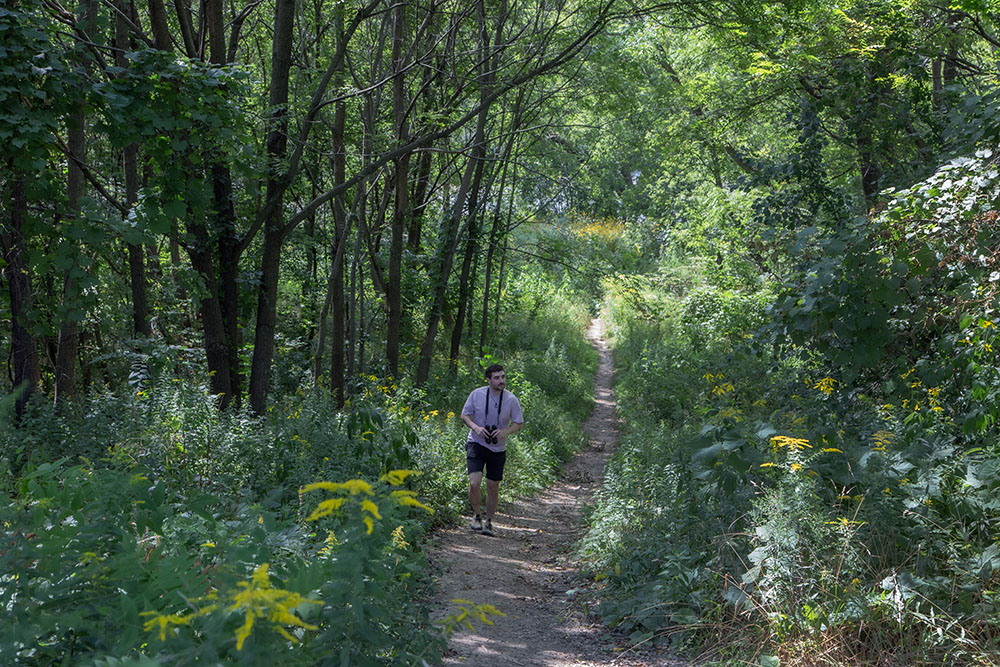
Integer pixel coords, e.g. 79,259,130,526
425,319,685,666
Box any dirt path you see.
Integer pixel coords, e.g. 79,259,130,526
425,319,685,667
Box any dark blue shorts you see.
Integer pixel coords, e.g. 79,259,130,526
466,441,507,482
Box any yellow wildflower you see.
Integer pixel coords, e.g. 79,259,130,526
391,489,434,514
822,447,843,453
380,469,419,486
361,498,382,519
302,479,374,496
712,382,734,396
770,435,812,451
391,525,409,549
363,516,374,535
790,463,803,472
318,530,338,557
813,377,837,395
759,462,775,468
228,564,321,651
141,611,193,641
305,497,347,521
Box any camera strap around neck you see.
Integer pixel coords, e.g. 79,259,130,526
484,388,503,427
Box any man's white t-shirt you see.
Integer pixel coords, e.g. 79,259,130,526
462,386,523,452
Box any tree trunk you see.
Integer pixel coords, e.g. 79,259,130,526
329,24,349,403
116,0,150,338
407,145,433,252
249,0,296,415
55,0,97,404
480,143,515,353
386,0,409,380
414,121,487,386
416,0,492,386
448,155,488,375
2,166,42,422
185,222,234,407
207,0,242,405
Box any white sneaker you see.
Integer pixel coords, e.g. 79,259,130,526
470,514,482,531
481,520,494,536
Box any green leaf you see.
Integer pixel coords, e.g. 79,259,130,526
162,198,185,220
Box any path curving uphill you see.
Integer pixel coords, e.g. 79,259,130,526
425,319,685,666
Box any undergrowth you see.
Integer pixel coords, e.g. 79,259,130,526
0,268,595,664
581,241,1000,664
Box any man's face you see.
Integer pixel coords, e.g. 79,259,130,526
487,371,505,392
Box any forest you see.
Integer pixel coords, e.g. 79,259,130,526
2,0,1000,662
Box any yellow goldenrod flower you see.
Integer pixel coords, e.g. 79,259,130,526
361,498,382,519
228,564,321,651
391,525,409,549
813,377,837,395
318,530,338,557
302,479,374,496
391,489,434,513
822,447,843,453
759,462,775,468
770,435,812,451
141,611,193,641
712,382,734,396
363,516,374,535
381,469,419,486
790,463,803,472
306,497,348,521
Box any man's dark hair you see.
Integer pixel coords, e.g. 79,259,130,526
484,363,504,379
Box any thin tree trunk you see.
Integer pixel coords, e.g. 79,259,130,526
185,220,234,406
386,0,409,380
207,0,242,405
407,146,433,252
416,0,492,386
329,17,349,403
2,164,42,422
480,143,515,353
56,0,97,404
448,155,487,375
249,0,296,415
117,0,150,338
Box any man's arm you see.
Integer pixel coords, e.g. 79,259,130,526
500,421,524,439
462,412,486,439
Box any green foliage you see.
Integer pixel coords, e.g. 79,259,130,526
0,255,597,663
586,209,1000,662
0,461,443,664
0,3,72,172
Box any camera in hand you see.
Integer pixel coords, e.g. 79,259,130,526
483,424,499,445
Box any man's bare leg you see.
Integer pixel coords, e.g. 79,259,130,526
485,479,500,521
468,471,483,517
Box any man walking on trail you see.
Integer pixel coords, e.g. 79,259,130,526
461,363,524,536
